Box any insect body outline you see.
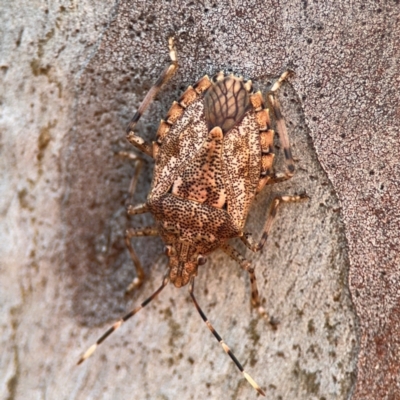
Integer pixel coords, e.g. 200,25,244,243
78,38,307,396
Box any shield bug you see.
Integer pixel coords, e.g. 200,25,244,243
77,38,307,396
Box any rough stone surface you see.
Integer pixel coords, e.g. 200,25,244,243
1,0,398,399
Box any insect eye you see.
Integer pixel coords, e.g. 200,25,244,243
164,245,174,256
197,255,207,265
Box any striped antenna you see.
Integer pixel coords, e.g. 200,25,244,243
189,278,265,396
77,274,170,365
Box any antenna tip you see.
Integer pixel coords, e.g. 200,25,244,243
77,343,97,365
243,371,265,396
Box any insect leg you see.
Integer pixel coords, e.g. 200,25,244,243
116,151,144,207
127,203,150,216
125,226,159,293
117,150,154,291
257,169,297,193
189,277,265,397
220,243,269,321
99,149,151,293
240,194,308,253
77,272,169,365
267,70,295,177
126,38,178,157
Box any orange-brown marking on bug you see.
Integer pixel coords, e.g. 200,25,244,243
256,109,270,131
260,129,275,152
167,101,184,124
179,86,198,108
250,91,264,111
193,75,212,94
152,142,160,159
156,120,171,143
261,153,275,174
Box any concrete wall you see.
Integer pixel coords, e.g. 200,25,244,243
1,1,399,399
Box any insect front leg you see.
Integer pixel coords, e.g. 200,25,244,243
240,194,308,253
126,38,178,157
125,226,159,293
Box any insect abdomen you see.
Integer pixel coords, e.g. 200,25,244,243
204,76,250,134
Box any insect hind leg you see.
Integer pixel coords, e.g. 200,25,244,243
126,38,178,157
267,70,295,177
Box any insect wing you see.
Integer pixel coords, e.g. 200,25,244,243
151,97,209,199
222,112,261,229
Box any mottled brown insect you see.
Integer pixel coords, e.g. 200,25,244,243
78,38,307,396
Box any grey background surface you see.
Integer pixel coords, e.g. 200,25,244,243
1,0,399,399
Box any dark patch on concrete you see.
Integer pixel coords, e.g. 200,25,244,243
37,121,54,162
292,360,320,396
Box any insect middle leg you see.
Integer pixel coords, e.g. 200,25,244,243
116,150,145,207
119,150,151,221
126,38,178,157
118,151,156,291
